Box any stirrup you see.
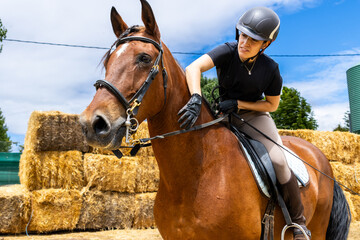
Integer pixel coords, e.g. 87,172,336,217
281,223,311,240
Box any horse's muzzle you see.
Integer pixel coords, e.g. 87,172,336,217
79,113,126,149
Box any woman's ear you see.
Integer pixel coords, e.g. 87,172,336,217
262,41,271,50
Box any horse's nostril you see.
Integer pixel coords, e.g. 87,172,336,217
93,115,110,136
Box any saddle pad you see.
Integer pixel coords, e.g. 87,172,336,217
240,142,310,198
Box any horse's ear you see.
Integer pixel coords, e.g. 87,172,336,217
140,0,161,40
111,7,128,38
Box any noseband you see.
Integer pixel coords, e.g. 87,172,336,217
94,36,168,145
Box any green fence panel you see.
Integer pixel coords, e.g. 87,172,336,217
0,152,21,185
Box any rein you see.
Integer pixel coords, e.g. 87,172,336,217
113,114,228,158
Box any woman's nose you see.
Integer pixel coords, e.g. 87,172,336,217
240,36,250,46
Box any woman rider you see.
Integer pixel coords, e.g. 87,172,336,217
178,7,311,240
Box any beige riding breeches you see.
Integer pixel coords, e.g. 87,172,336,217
231,110,291,184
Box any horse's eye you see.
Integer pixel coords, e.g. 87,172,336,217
137,53,152,64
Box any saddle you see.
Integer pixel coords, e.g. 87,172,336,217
234,128,309,198
228,121,310,194
229,124,310,240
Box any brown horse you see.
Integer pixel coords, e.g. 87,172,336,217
80,1,350,239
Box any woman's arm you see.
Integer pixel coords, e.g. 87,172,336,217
185,54,215,95
237,95,280,112
178,54,215,129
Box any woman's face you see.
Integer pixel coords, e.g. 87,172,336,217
237,32,269,61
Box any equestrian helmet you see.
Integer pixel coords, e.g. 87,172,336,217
236,7,280,42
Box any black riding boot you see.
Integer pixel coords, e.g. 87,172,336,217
280,171,311,240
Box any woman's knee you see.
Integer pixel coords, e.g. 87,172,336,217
268,149,288,170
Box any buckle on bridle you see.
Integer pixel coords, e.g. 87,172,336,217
152,65,159,71
128,99,141,115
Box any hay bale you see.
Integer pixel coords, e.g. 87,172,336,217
135,157,159,193
344,191,357,222
24,111,89,152
84,154,159,193
77,190,135,230
279,130,360,164
0,185,31,234
133,192,156,229
28,189,82,233
330,162,360,194
351,194,360,222
84,154,137,192
19,150,84,191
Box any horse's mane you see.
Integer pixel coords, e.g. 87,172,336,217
101,25,143,67
202,95,218,119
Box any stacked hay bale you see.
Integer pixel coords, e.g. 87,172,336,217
0,111,158,234
0,185,31,234
279,129,360,221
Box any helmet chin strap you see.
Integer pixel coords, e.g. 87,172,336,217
242,41,271,65
243,49,262,64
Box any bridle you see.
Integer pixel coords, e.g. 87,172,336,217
93,35,226,160
94,36,168,145
93,34,228,159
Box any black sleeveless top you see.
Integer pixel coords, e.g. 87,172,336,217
207,42,282,102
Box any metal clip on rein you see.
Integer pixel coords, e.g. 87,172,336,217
125,108,139,144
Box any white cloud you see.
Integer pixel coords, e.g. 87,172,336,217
286,49,360,131
313,102,349,131
0,0,329,141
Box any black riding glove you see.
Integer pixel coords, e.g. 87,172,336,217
219,99,238,114
178,93,202,129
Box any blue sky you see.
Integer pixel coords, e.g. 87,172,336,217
1,0,359,151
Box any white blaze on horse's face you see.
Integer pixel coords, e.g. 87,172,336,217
115,43,129,59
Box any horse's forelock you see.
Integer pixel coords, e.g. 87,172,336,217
101,25,144,68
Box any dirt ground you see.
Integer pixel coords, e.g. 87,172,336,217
1,222,360,240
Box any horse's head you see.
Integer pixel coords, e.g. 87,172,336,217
80,0,168,149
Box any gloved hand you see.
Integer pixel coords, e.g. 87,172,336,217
219,99,238,114
178,93,202,129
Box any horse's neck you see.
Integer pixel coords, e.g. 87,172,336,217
148,48,213,139
147,49,217,190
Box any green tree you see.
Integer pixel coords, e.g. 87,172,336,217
200,75,219,106
270,86,318,130
333,110,350,132
0,108,12,152
343,110,350,130
0,19,7,53
333,124,349,132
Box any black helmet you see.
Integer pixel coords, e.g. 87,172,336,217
236,7,280,42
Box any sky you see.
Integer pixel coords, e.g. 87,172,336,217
1,0,360,151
